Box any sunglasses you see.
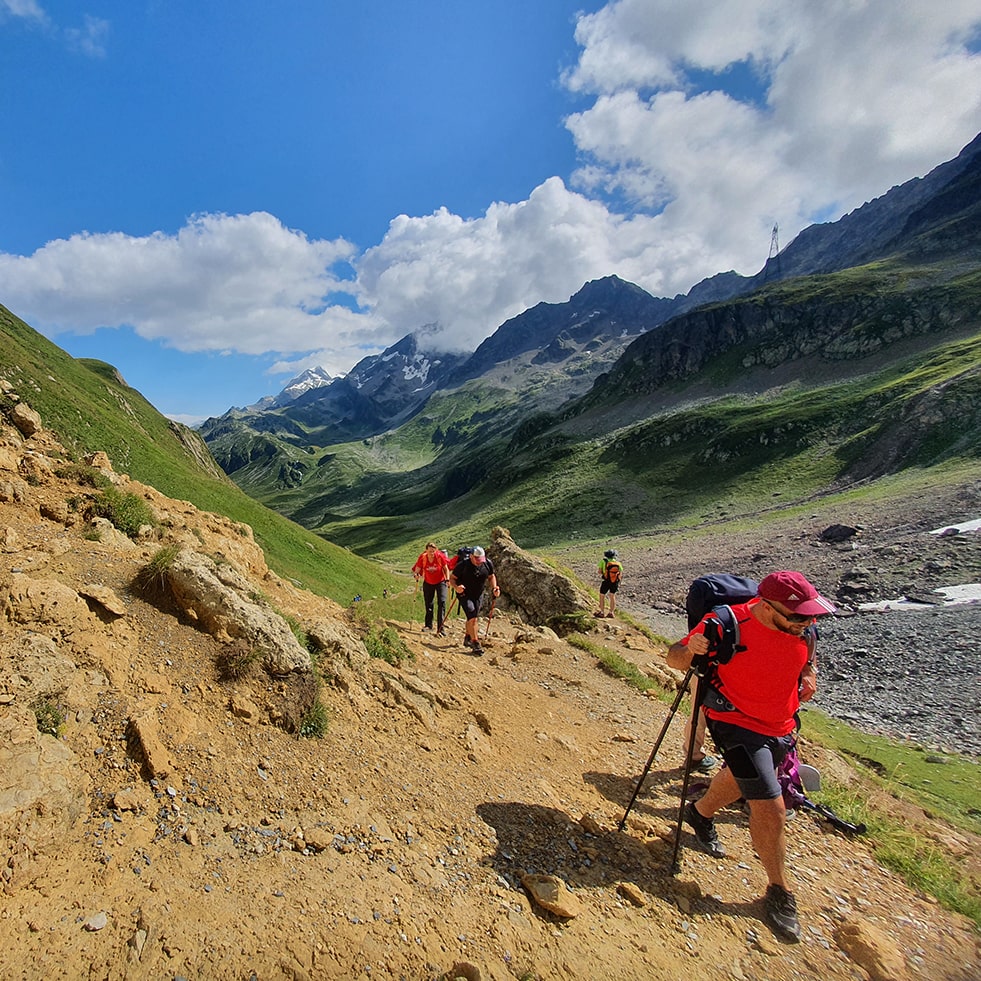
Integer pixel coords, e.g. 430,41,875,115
763,600,816,624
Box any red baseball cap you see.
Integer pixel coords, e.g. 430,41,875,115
757,571,836,615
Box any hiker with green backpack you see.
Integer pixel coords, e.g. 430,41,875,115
666,570,835,943
595,549,622,618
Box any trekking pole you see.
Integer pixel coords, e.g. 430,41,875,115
618,666,694,832
438,593,458,634
669,672,707,874
799,799,867,835
483,597,497,640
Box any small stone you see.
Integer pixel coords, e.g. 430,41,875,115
520,873,583,918
83,912,108,931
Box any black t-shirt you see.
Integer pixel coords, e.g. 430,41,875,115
453,557,495,597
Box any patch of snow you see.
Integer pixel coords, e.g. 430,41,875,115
402,358,430,383
929,517,981,535
858,583,981,612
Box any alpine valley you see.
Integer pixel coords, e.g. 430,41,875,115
199,132,981,562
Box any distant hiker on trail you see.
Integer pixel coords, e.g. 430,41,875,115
448,546,499,657
412,541,451,635
666,570,834,943
596,549,622,618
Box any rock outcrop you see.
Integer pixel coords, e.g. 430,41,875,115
486,526,593,627
0,396,369,887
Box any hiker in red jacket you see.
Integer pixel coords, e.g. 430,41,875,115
666,570,834,943
412,542,451,635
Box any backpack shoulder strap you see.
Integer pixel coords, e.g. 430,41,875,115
706,603,747,664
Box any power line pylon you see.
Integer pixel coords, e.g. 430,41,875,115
767,223,781,279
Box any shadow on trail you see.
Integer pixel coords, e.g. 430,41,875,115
583,764,722,829
474,799,760,927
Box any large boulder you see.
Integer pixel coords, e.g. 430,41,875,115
486,527,593,626
164,549,312,675
306,617,370,684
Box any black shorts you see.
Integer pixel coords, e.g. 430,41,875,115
599,580,619,595
706,718,794,801
459,595,482,619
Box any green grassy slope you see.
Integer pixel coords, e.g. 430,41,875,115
0,304,397,603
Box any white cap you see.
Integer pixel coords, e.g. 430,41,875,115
471,546,485,558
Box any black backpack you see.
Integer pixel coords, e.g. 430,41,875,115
685,574,759,664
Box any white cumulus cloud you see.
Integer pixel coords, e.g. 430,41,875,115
0,213,377,370
2,0,980,377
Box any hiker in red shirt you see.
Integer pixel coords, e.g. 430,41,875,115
667,570,834,943
411,542,451,635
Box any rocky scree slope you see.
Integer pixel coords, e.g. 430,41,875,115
0,398,979,981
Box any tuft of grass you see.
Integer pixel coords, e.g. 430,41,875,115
800,707,981,836
133,543,180,598
54,462,111,488
546,611,595,636
298,699,330,739
799,707,981,927
811,780,981,928
567,633,659,693
216,642,262,681
364,623,414,667
90,485,157,538
32,696,65,736
280,611,309,650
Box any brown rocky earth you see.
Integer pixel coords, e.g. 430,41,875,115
1,404,979,981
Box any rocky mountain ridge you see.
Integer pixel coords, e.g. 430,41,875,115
203,132,981,457
197,133,981,553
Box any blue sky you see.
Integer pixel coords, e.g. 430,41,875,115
2,1,980,424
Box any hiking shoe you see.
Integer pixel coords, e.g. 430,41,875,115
693,755,718,773
463,636,473,647
684,801,726,858
594,610,605,618
469,645,484,657
606,612,615,618
764,884,801,942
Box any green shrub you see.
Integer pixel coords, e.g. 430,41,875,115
32,696,65,736
364,624,413,666
91,485,156,538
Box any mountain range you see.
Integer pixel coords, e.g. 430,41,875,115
194,132,981,559
203,131,981,443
